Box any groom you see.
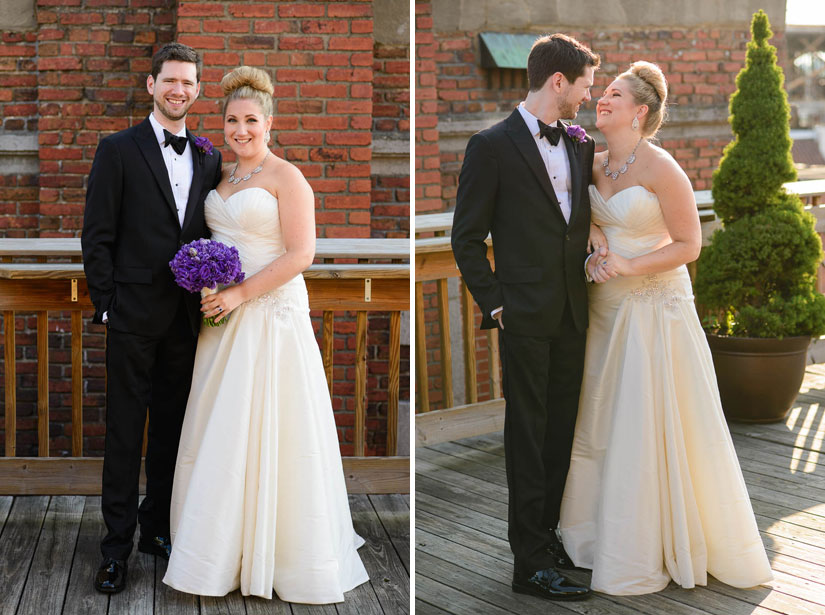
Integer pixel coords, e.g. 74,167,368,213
82,42,222,593
451,34,600,601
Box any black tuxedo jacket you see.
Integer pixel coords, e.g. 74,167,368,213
82,116,223,338
451,108,596,338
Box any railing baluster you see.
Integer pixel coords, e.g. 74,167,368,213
387,311,400,455
436,278,453,408
37,311,49,456
71,311,83,457
415,282,429,413
355,310,367,456
323,310,334,397
461,281,478,404
4,311,16,457
488,327,502,399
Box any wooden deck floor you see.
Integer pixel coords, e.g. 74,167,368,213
415,365,825,615
0,494,409,615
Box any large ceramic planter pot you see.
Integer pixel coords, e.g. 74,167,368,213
705,334,811,423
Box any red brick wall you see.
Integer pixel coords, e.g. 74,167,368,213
371,23,410,239
0,0,409,458
0,28,39,238
414,1,440,214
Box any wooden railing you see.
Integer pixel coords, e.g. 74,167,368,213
0,238,409,494
415,179,825,446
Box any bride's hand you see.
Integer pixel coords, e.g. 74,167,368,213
588,223,608,254
201,285,245,322
599,251,634,277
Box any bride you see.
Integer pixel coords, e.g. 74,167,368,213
162,66,369,603
559,61,773,595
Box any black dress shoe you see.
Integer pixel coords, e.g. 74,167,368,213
512,567,591,601
94,558,127,593
547,531,585,571
138,535,171,560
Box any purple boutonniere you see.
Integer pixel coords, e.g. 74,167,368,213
194,135,214,156
566,125,587,143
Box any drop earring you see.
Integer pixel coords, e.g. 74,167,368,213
631,116,639,131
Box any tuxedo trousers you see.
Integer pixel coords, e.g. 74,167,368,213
499,300,586,574
101,300,197,560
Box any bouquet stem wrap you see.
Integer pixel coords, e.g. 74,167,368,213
200,286,222,327
169,239,245,328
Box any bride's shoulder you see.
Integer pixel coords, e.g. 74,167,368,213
261,154,314,202
642,143,691,193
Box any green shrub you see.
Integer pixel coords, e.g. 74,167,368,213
694,9,825,338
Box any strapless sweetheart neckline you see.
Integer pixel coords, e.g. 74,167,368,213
212,186,275,203
591,184,656,204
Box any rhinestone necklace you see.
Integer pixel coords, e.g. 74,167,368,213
603,138,643,181
228,151,271,185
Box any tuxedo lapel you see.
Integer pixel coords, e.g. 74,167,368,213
504,110,565,221
561,126,583,227
181,130,204,233
133,117,179,225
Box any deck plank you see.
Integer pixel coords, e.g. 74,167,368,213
417,367,825,615
201,591,247,615
347,494,410,615
0,496,13,533
62,497,108,615
0,492,408,615
108,548,155,615
244,595,292,614
16,495,85,615
154,558,200,615
369,494,411,572
0,496,50,615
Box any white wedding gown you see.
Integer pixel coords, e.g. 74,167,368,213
163,187,369,602
559,185,773,595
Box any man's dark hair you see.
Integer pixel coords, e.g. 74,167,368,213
151,42,202,82
527,34,600,92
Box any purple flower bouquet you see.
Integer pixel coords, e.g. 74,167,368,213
169,239,245,327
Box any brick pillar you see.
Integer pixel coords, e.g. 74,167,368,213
0,29,38,238
414,0,440,214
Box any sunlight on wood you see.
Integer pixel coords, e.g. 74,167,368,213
803,408,825,473
786,404,802,431
790,403,822,473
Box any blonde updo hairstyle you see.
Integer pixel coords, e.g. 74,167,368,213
220,66,274,118
618,61,667,138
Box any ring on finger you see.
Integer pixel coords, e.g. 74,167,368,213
217,307,223,313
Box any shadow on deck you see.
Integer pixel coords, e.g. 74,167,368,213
0,494,409,615
415,365,825,615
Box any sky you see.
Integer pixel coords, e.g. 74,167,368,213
786,0,825,25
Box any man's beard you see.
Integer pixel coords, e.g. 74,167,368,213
155,97,193,122
558,98,580,120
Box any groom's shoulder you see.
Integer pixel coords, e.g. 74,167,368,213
472,114,511,146
99,120,143,149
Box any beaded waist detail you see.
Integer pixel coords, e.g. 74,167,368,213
245,278,308,317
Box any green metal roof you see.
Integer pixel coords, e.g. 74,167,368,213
478,32,536,69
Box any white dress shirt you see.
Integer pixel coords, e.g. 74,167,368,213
149,112,193,228
492,104,574,324
516,102,572,223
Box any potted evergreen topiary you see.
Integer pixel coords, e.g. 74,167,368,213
694,9,825,422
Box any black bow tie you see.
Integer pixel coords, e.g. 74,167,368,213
163,129,188,155
537,120,563,146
